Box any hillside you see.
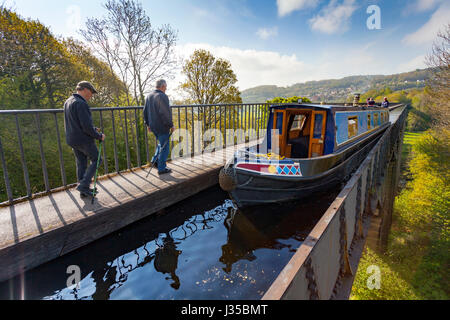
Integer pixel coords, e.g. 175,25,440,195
241,68,432,103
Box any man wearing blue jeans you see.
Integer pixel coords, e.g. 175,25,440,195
143,79,174,175
64,81,105,197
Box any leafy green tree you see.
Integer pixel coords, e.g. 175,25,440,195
180,49,242,104
0,7,84,109
64,38,127,107
266,96,311,104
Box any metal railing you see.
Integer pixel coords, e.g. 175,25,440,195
0,103,271,205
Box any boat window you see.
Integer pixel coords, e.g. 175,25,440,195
374,113,379,126
313,114,323,139
348,116,358,138
290,114,306,131
368,114,372,130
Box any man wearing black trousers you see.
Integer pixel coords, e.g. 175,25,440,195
64,81,105,197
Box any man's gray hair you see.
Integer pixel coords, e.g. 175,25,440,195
156,79,167,89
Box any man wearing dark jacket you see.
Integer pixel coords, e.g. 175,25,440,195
143,79,174,175
64,81,105,197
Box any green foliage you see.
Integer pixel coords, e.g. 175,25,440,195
0,7,135,202
266,96,311,104
350,247,420,300
180,49,242,104
0,8,126,109
351,130,450,300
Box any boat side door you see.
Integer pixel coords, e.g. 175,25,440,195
308,110,327,158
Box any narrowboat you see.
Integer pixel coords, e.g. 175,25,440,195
219,103,390,208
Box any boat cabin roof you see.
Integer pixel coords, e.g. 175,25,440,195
269,103,384,112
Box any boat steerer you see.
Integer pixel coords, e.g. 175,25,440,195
91,139,102,204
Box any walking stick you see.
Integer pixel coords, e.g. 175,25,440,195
146,132,172,178
91,140,102,204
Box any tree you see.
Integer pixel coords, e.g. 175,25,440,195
426,23,450,129
266,96,311,104
64,38,127,107
81,0,178,106
178,49,243,146
0,7,85,109
180,49,242,104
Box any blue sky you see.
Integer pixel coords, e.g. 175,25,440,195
4,0,450,94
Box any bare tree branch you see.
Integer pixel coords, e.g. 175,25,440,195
80,0,178,106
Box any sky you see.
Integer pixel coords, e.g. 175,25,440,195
3,0,450,97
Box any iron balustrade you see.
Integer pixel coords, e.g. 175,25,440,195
0,103,271,205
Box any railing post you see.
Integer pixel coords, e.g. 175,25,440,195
177,107,181,150
191,106,195,156
214,105,217,150
111,109,119,173
185,106,189,156
123,109,131,170
15,114,32,197
35,113,50,192
53,113,67,186
223,106,226,148
0,135,13,202
134,109,141,167
99,110,108,174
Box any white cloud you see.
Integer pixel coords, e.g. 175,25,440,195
170,42,391,99
173,43,309,93
402,3,450,46
415,0,441,11
402,0,445,15
277,0,320,17
256,27,278,40
193,8,210,17
309,0,358,34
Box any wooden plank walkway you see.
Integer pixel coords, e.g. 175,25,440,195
0,141,256,283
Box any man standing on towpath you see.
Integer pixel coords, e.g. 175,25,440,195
64,81,105,197
143,79,174,175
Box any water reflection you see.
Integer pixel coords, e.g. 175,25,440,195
0,186,338,300
154,234,181,289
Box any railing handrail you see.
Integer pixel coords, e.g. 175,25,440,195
0,103,275,115
0,101,404,115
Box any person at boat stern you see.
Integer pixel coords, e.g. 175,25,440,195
63,81,105,197
143,79,174,175
382,97,390,108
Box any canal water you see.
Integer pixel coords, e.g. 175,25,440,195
0,185,339,300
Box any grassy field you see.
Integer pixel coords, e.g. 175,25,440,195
350,131,449,300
